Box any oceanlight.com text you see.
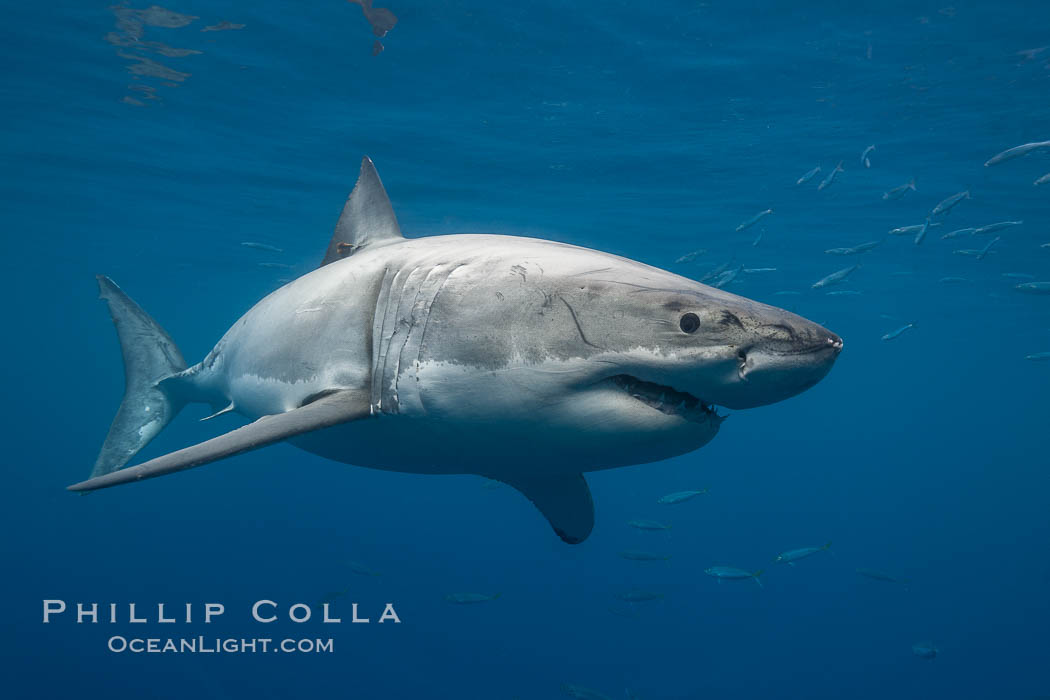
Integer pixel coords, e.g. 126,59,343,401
106,636,335,654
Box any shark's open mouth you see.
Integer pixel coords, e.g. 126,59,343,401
610,375,723,424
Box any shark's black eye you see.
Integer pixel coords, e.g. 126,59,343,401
679,313,700,334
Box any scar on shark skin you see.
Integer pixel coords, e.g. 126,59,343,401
558,296,603,350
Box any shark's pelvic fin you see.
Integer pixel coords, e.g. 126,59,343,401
200,402,236,421
92,275,188,478
495,473,595,544
69,389,371,492
321,156,403,267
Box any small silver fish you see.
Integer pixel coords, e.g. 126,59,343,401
938,276,969,284
700,260,733,283
984,140,1050,167
317,588,350,606
712,266,742,289
973,220,1023,235
775,541,831,566
627,519,672,531
241,241,285,253
257,262,293,269
953,248,997,257
826,290,861,296
882,178,916,200
889,222,941,236
705,566,764,587
940,227,975,240
1016,46,1049,61
1035,173,1050,186
812,265,860,289
735,208,773,232
913,218,932,245
348,561,382,577
619,550,671,561
796,165,821,185
856,568,907,584
675,249,707,264
817,161,843,191
861,145,875,168
202,21,246,32
1015,281,1050,294
930,190,969,217
851,240,881,253
445,592,501,604
657,489,708,504
743,267,777,273
752,231,762,247
773,290,801,296
1003,272,1035,279
1024,352,1050,361
976,236,1000,261
881,323,915,341
825,240,881,256
912,642,938,660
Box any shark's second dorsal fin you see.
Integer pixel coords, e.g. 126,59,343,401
321,156,403,267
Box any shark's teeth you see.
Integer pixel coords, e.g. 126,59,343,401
610,375,719,424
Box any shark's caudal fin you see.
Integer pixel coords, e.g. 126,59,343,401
320,156,404,267
91,275,188,478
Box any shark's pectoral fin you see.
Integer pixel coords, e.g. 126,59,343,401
495,473,595,545
68,389,370,493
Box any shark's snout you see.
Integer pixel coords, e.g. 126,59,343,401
725,323,842,409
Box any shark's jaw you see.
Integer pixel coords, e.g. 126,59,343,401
607,374,725,426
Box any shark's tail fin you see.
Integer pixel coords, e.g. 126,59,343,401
91,275,188,478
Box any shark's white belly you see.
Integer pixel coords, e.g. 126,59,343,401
290,358,714,476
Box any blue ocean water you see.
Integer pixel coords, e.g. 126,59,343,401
2,0,1049,697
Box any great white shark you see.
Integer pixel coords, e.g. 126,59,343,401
70,157,843,544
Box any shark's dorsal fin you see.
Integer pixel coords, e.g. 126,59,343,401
494,473,595,544
321,156,403,267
